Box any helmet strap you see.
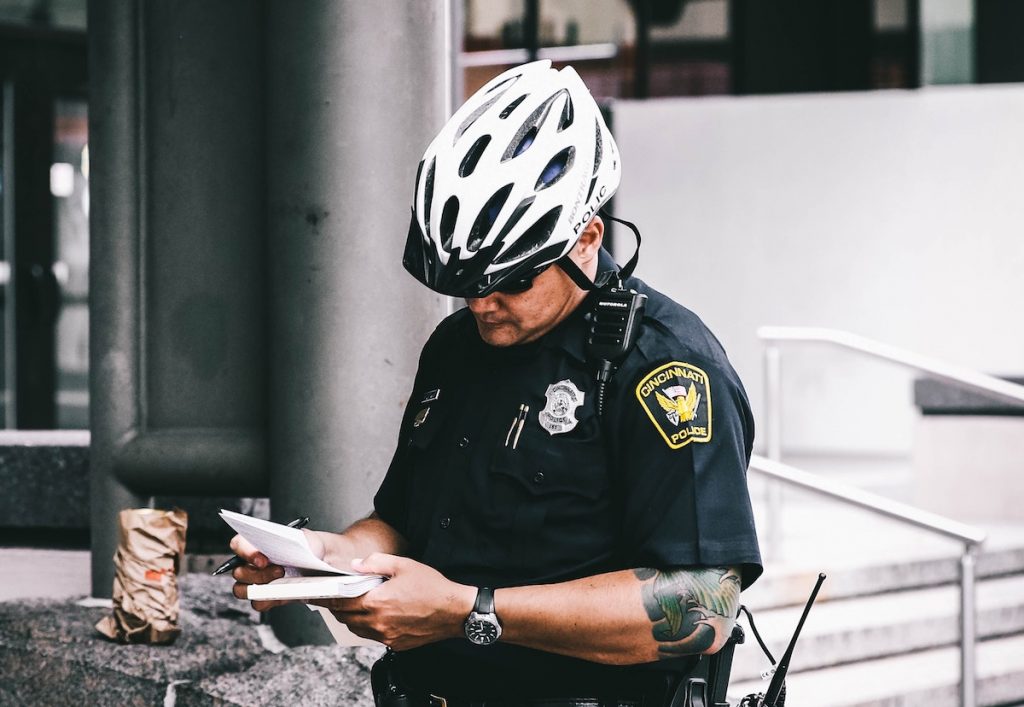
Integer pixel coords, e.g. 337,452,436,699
555,210,642,291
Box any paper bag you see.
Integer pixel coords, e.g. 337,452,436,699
95,508,188,645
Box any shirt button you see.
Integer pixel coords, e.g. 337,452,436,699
458,437,470,448
532,472,545,485
439,516,451,529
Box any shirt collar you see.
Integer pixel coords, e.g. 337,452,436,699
539,299,589,363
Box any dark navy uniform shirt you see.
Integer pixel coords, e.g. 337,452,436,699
374,263,762,698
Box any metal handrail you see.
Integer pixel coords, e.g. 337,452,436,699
749,454,986,545
749,454,983,707
755,325,1005,707
758,326,1024,406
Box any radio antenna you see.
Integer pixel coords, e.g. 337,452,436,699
761,572,826,706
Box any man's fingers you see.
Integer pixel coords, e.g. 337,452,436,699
228,534,267,568
232,564,284,585
231,581,287,605
231,582,286,611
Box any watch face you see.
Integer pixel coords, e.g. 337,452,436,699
465,615,500,645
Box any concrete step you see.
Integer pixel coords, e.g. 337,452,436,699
746,539,1024,609
745,481,1024,609
728,633,1024,707
731,574,1024,681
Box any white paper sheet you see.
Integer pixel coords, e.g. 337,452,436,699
218,509,351,575
311,605,384,647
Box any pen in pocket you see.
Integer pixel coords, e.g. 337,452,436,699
505,404,524,447
512,405,529,449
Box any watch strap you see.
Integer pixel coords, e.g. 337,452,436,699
473,587,495,615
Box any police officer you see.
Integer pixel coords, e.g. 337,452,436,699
231,61,762,706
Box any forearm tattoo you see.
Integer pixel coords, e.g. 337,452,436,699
634,567,741,658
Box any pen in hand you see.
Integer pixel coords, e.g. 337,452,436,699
211,516,310,576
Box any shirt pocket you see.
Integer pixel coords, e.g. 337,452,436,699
487,420,610,575
490,421,608,500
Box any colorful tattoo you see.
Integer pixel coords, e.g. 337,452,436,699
634,567,741,658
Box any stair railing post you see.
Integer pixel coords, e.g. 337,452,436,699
960,543,978,707
763,343,783,559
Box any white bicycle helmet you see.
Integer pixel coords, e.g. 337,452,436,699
403,60,621,297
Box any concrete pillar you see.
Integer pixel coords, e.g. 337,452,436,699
265,2,450,644
88,0,268,596
87,0,146,597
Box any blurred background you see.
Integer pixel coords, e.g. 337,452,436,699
0,1,1022,705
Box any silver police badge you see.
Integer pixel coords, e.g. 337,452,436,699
538,379,585,435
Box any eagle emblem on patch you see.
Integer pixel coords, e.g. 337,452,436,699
539,379,585,435
635,362,712,449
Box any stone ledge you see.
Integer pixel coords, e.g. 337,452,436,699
0,437,266,551
0,443,89,528
0,573,378,706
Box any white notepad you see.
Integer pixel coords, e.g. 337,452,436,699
246,574,384,601
219,509,385,601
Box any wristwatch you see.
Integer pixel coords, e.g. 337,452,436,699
463,587,502,645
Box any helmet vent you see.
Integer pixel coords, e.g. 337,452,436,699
593,119,603,175
454,91,507,145
467,183,513,252
558,97,574,131
494,206,562,265
423,158,436,236
493,195,535,245
459,135,491,178
500,95,528,119
501,90,565,162
510,126,538,159
439,196,459,252
535,146,575,191
486,73,521,94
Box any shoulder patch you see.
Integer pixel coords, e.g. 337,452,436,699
635,362,712,449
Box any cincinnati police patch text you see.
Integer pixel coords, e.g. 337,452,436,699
635,362,713,449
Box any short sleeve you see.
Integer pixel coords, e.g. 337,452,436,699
609,358,763,589
373,395,417,538
373,341,440,538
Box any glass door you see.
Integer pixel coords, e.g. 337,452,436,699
0,24,88,430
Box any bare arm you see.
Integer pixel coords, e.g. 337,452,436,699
495,566,741,663
330,554,740,664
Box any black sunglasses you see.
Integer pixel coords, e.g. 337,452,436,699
491,263,552,295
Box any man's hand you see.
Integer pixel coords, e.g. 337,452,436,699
228,533,292,612
225,516,409,613
312,553,475,651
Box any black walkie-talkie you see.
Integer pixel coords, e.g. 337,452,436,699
587,282,647,417
578,210,647,417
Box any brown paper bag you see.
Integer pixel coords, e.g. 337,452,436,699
95,508,188,645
